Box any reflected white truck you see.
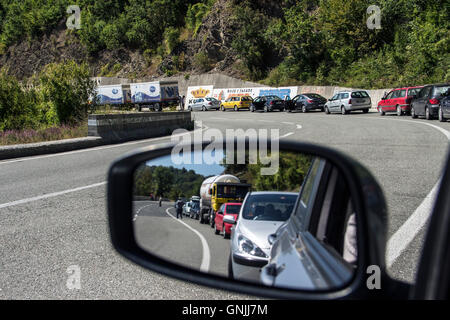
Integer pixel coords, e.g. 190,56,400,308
130,81,180,112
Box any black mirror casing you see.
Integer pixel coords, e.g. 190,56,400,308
107,139,409,299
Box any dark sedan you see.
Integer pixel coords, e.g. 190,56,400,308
285,93,327,113
250,95,285,112
411,83,450,120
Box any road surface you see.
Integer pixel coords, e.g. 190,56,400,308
0,110,449,299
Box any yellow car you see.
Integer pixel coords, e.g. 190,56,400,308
220,96,253,111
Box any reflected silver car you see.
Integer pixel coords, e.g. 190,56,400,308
187,97,220,111
228,191,298,283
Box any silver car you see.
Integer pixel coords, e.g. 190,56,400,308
228,191,298,283
187,97,220,111
324,91,372,115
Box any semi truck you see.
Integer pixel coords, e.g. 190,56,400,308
92,84,132,105
130,81,180,112
199,175,251,224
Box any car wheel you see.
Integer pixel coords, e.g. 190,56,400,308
264,105,268,113
325,106,330,114
341,106,347,115
202,106,207,111
411,106,418,118
302,105,307,113
396,105,402,116
425,107,432,120
221,105,225,112
228,254,234,279
214,223,220,235
439,106,446,122
363,108,369,114
379,107,385,116
187,106,192,111
234,105,238,112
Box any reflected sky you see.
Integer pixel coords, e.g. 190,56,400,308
145,150,225,177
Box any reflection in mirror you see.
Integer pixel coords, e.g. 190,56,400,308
132,147,357,291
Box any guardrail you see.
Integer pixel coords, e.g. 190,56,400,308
88,111,193,141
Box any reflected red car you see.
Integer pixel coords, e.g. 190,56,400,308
214,203,242,239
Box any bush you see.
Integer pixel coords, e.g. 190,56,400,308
193,52,213,72
35,60,96,125
0,70,39,131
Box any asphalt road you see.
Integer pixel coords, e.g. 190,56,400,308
0,109,449,299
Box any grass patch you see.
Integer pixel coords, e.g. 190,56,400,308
0,124,88,146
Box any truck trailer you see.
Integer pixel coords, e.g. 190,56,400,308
130,81,180,112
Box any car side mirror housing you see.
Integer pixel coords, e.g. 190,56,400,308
223,215,236,224
107,138,399,299
268,233,277,245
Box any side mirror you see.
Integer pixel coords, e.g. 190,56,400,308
223,215,236,224
107,138,393,299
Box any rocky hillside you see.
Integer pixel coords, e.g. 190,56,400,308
0,0,448,88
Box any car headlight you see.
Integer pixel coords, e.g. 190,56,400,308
237,235,267,258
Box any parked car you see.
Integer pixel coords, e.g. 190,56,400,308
187,97,220,111
439,89,450,122
228,191,298,282
377,86,423,116
285,93,327,113
324,91,372,115
189,201,200,219
182,201,192,216
250,95,285,112
214,203,242,239
411,83,450,120
220,96,252,111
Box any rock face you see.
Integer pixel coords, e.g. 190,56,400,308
0,0,278,80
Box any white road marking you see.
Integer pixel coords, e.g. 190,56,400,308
280,132,294,139
386,180,441,267
133,203,155,221
165,208,211,273
297,124,303,130
258,120,274,123
371,117,450,267
282,122,294,125
0,182,106,210
0,126,206,165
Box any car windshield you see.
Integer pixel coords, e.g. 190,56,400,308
217,185,249,199
241,96,252,101
351,91,369,98
242,194,298,221
266,96,281,101
205,98,217,101
433,86,450,97
225,205,241,214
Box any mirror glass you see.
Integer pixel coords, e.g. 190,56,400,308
132,146,358,291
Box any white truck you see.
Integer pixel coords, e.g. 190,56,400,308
93,84,131,105
130,81,180,112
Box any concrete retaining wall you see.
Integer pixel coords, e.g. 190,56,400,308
88,111,193,141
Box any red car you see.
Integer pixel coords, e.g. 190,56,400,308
214,203,242,239
377,86,423,116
